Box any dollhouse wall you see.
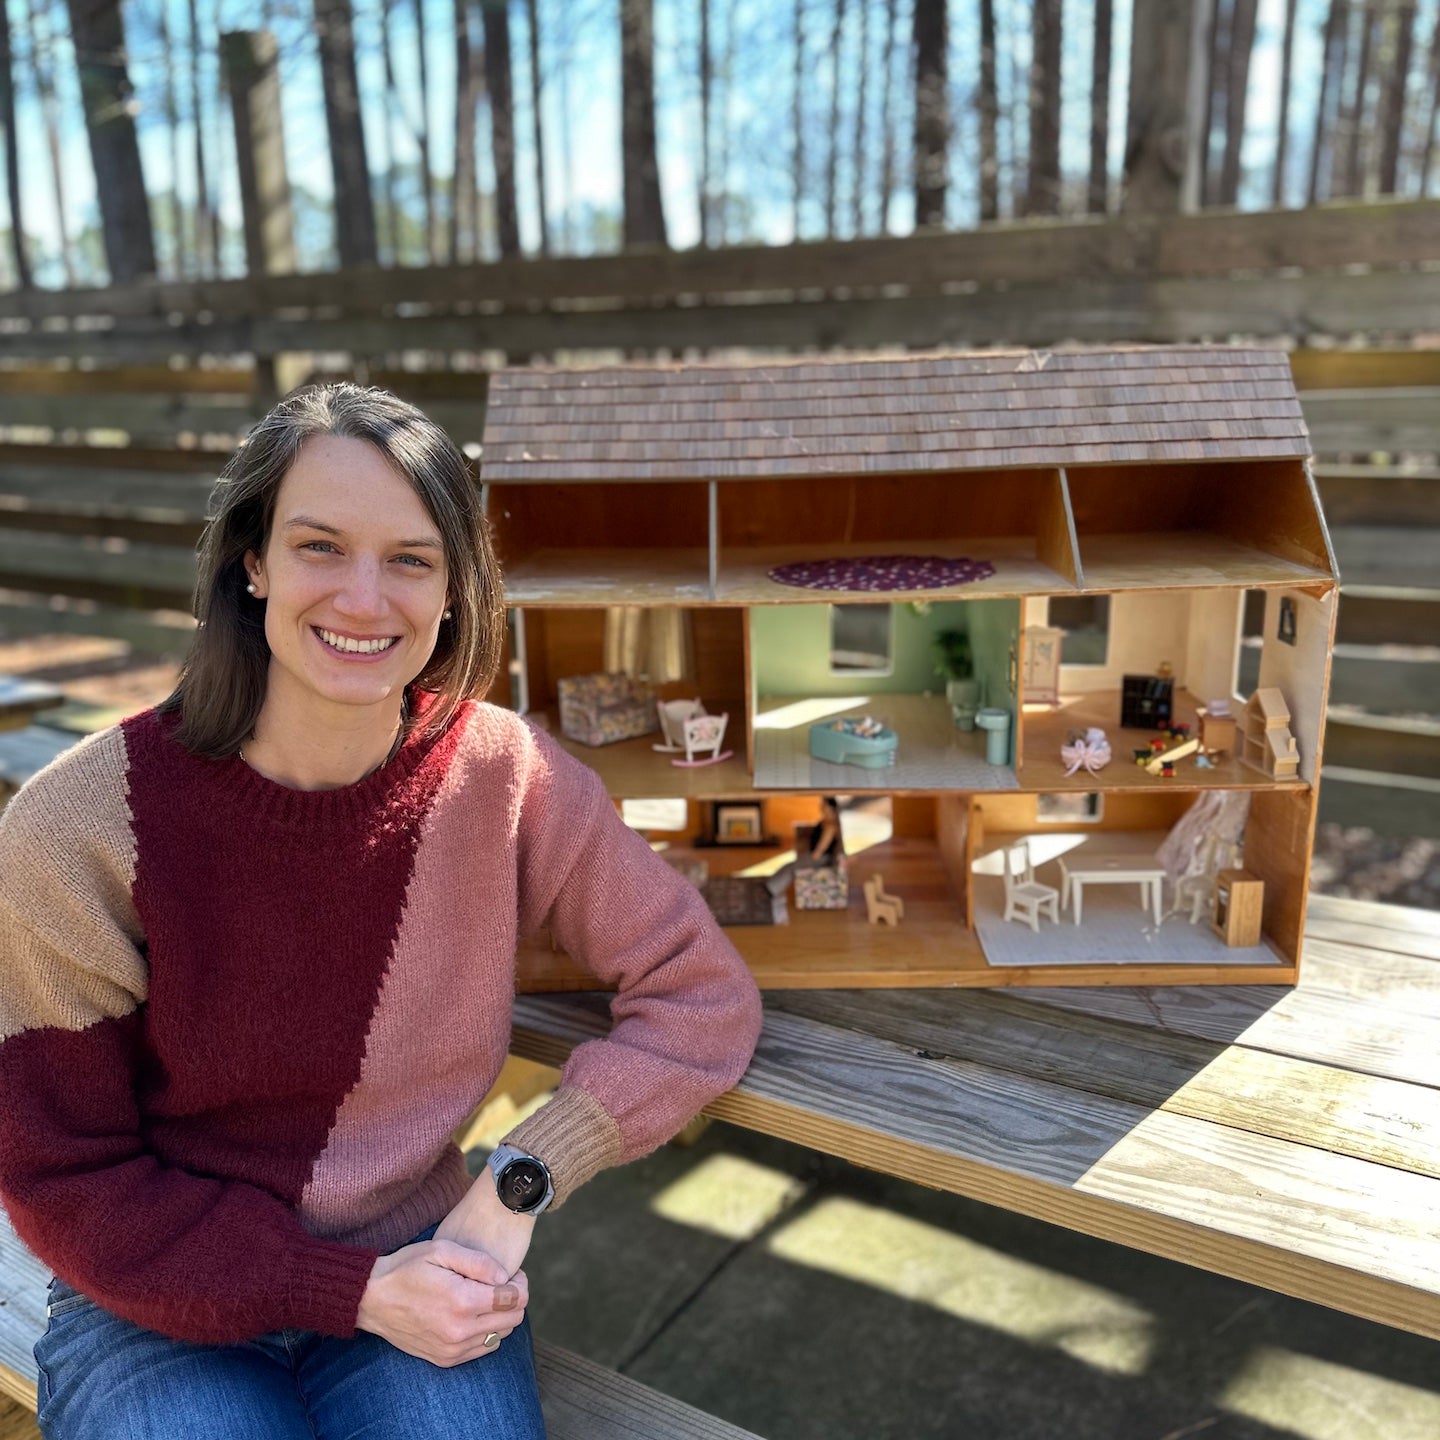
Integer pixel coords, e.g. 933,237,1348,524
1183,590,1246,704
968,599,1020,764
1255,588,1334,784
749,600,1019,699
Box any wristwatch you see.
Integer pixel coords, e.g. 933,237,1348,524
487,1144,555,1216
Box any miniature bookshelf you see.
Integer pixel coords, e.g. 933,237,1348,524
483,346,1334,991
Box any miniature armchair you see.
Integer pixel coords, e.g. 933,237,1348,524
1001,839,1060,933
557,672,658,747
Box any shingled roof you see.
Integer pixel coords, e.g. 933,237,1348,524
480,345,1310,481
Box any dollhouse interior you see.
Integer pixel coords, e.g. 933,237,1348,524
482,348,1334,991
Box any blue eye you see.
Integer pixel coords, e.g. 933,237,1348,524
395,554,433,568
302,541,338,554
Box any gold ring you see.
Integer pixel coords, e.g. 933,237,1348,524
483,1331,500,1348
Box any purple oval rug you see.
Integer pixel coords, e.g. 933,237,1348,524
767,555,997,592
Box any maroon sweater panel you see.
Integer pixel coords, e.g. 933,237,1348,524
121,706,461,1204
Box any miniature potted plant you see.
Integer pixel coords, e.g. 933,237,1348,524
933,629,980,729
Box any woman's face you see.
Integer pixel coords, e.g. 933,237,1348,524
245,434,450,717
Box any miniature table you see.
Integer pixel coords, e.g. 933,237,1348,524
1056,851,1165,926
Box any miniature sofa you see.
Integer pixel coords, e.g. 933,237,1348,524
557,672,658,746
808,717,898,769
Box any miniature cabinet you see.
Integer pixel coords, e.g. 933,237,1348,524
1212,870,1265,947
482,346,1334,992
1022,627,1063,704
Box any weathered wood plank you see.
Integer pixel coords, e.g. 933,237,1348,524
1305,893,1440,956
1323,708,1440,778
511,995,1440,1339
1318,765,1440,837
1329,525,1439,589
1334,591,1440,647
0,590,194,658
1290,349,1440,391
0,533,197,608
1302,388,1440,458
1313,464,1440,526
0,393,259,438
0,201,1432,323
1327,643,1440,714
2,269,1435,362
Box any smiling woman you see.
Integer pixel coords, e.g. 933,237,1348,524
0,383,763,1440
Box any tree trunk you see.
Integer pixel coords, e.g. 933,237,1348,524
792,0,805,238
1026,0,1062,214
158,0,184,276
877,0,899,229
1123,0,1212,213
1339,1,1376,197
852,0,868,234
1199,0,1229,203
314,0,377,266
1273,0,1298,205
824,0,846,237
620,0,667,247
380,0,403,261
0,0,31,287
717,0,734,242
187,0,215,276
65,0,156,282
699,0,711,244
525,0,548,253
1309,0,1348,203
1377,1,1417,193
1420,3,1440,192
1087,0,1111,213
415,0,441,262
912,0,948,227
452,0,477,262
1218,0,1257,204
27,0,73,284
482,0,519,256
221,30,295,276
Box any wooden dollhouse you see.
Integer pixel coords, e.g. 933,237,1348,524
480,345,1335,991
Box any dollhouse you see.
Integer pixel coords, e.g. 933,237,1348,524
480,345,1335,990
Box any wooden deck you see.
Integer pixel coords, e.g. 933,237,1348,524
512,892,1440,1341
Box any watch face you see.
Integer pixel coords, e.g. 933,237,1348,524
498,1158,548,1212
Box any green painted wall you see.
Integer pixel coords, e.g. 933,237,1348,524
751,599,1020,709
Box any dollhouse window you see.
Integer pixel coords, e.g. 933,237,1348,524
1236,589,1265,697
1047,595,1110,666
1036,793,1103,824
829,604,894,675
620,798,689,832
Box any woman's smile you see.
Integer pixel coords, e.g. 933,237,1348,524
313,627,403,659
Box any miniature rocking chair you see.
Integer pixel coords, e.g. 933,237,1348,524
674,711,733,768
863,874,904,926
653,698,707,752
1001,840,1060,933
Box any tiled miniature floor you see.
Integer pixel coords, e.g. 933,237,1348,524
972,872,1280,967
754,693,1020,791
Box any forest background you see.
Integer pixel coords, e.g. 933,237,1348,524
1,0,1438,292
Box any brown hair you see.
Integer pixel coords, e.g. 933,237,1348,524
160,383,505,757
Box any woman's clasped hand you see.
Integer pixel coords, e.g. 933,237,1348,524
355,1238,529,1368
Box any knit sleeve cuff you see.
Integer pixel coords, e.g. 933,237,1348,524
502,1086,624,1209
285,1239,383,1338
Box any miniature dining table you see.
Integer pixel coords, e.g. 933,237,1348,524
1056,850,1166,926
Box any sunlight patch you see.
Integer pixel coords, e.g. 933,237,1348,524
765,1197,1154,1375
1220,1347,1440,1439
650,1154,809,1241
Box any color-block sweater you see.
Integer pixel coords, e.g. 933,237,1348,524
0,698,762,1345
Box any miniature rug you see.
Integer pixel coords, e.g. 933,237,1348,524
767,555,996,592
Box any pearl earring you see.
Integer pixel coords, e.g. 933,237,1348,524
443,609,452,620
246,583,257,595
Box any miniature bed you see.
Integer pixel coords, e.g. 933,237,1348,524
482,345,1333,990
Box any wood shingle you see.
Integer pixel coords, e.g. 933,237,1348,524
481,346,1310,482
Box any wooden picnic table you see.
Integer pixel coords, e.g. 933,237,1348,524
0,678,61,735
513,892,1440,1342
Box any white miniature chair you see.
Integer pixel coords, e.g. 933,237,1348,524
675,711,732,767
1001,840,1060,933
654,697,707,752
1173,833,1242,924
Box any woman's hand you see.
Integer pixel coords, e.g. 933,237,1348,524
355,1238,529,1367
432,1170,538,1280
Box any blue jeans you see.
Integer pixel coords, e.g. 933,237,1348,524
33,1222,545,1439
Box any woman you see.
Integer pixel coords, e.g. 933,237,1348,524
0,384,764,1438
